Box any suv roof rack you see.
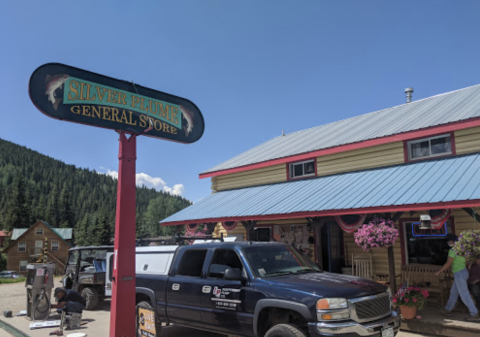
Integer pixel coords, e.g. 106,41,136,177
136,233,224,246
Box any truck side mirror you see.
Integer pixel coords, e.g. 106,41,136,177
224,268,245,283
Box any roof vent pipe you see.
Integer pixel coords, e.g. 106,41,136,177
405,87,414,103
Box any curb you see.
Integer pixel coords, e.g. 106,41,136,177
0,318,30,337
401,318,480,337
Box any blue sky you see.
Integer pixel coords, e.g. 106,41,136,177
1,1,480,202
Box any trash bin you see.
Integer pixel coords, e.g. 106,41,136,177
25,263,55,321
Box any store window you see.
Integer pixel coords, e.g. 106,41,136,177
288,160,316,179
406,134,452,161
403,221,453,266
252,228,271,242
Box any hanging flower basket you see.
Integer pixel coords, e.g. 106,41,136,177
354,218,399,252
185,223,199,233
451,229,480,261
222,221,237,231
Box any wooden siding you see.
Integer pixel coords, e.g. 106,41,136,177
316,142,404,177
455,126,480,155
212,143,404,192
5,221,70,275
213,164,286,192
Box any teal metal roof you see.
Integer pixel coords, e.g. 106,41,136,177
163,153,480,225
10,226,72,240
11,229,27,240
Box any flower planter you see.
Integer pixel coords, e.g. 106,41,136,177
399,305,417,319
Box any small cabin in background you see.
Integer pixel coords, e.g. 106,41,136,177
3,220,73,275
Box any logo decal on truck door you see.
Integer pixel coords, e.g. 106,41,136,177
202,286,211,293
172,283,180,291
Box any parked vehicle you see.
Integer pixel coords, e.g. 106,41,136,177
127,241,399,337
63,245,113,310
0,270,20,279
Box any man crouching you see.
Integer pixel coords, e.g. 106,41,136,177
52,287,86,313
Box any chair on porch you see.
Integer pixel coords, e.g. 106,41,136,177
352,253,373,280
400,264,453,307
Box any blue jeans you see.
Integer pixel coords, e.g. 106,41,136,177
445,268,478,316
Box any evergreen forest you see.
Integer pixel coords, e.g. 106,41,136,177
0,138,192,246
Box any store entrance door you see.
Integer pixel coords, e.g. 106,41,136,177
320,222,344,273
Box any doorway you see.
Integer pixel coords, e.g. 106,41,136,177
320,222,344,273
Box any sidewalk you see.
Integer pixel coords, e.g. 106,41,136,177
401,308,480,337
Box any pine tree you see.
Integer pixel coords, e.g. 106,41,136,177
3,175,29,231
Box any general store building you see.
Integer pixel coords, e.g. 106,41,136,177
161,85,480,284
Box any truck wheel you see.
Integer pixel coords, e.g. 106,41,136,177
81,287,99,310
265,324,307,337
136,301,161,337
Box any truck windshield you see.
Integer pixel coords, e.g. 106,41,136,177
243,245,321,278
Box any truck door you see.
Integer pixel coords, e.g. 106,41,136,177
199,248,253,335
105,252,113,297
166,248,208,329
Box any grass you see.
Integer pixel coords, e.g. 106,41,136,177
0,277,26,284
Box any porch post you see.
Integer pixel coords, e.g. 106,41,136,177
241,221,257,240
388,212,403,293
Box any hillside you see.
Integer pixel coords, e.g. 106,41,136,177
0,138,191,245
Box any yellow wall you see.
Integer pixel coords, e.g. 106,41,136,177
316,142,404,177
213,164,286,192
455,126,480,155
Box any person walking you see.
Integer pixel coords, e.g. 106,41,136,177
435,234,479,321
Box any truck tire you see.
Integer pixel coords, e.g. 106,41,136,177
265,324,307,337
81,287,99,310
136,301,161,337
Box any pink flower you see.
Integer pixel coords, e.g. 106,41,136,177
392,299,397,303
412,298,417,303
416,315,422,319
404,298,409,302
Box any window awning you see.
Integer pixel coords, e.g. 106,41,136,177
161,153,480,226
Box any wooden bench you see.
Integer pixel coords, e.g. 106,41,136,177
400,264,453,307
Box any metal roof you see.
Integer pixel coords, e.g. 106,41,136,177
10,227,73,240
164,153,480,224
11,229,27,240
202,84,480,174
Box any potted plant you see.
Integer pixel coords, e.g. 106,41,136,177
354,217,399,252
392,287,429,319
451,229,480,261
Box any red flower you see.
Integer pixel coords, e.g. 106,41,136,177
404,298,410,302
412,298,418,302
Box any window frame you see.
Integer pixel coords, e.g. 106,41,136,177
207,248,244,279
18,242,26,252
399,217,455,266
287,159,317,180
51,240,59,251
36,227,44,235
404,132,455,162
19,260,28,272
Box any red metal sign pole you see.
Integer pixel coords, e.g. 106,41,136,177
110,132,137,337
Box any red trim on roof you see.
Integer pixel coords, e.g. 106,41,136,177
200,117,480,179
160,200,480,226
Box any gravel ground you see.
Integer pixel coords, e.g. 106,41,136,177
0,276,63,314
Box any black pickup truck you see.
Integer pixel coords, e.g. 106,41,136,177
134,241,399,337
